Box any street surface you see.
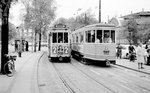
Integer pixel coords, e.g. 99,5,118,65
1,51,150,93
38,53,150,93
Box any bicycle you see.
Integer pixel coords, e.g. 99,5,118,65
4,54,17,77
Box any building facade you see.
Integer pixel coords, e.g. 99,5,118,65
109,11,150,44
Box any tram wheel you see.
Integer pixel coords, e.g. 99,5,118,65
81,58,88,65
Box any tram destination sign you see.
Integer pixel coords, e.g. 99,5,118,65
54,23,66,28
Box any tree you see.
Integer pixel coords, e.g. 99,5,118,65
138,24,150,43
9,22,17,41
54,9,98,31
0,0,18,74
23,0,56,51
123,18,139,44
76,9,98,26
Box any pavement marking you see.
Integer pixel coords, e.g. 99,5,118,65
90,69,100,75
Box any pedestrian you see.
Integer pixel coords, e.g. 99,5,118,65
25,41,29,51
116,43,122,59
145,40,150,65
136,43,146,69
17,41,22,57
15,40,18,52
128,43,136,62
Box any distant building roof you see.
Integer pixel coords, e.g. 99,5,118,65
121,11,150,19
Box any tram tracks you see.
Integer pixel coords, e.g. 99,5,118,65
52,63,76,93
69,62,116,93
71,59,150,93
51,62,115,93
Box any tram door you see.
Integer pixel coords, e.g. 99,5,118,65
84,30,96,59
95,30,103,60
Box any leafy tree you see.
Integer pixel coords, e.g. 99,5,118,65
23,0,56,51
123,18,139,44
9,22,17,41
54,9,98,31
76,9,98,26
138,24,150,43
0,0,18,74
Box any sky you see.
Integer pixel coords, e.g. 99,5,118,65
10,0,150,26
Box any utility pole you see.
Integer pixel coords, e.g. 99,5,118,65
99,0,101,23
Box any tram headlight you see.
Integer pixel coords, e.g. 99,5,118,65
52,46,57,54
64,46,69,53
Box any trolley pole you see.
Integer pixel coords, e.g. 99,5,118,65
99,0,101,23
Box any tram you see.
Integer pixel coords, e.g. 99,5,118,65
47,23,71,62
71,23,116,66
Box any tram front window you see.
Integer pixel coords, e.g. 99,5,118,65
64,32,68,43
58,32,63,43
52,33,57,43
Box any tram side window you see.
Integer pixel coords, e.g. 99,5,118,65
64,33,68,43
96,30,102,43
91,30,95,43
78,33,80,43
86,30,95,43
80,32,83,43
76,34,78,43
103,30,112,43
111,30,115,43
73,34,75,43
58,32,63,43
85,31,88,42
52,33,57,43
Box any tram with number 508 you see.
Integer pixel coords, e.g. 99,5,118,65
47,23,71,62
71,23,116,66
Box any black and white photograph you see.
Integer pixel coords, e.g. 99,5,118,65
1,0,150,93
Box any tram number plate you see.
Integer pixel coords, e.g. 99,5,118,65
103,50,109,55
58,52,63,55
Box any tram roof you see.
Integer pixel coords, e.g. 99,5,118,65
72,23,116,33
83,23,116,28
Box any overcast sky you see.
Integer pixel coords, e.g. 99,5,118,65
10,0,150,26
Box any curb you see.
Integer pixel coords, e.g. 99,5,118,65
115,64,150,75
33,52,45,93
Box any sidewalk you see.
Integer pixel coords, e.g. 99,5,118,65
0,52,38,93
116,58,150,74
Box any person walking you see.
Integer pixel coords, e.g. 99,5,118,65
145,40,150,65
128,43,136,62
17,41,22,57
116,43,122,59
25,41,29,51
136,43,146,69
